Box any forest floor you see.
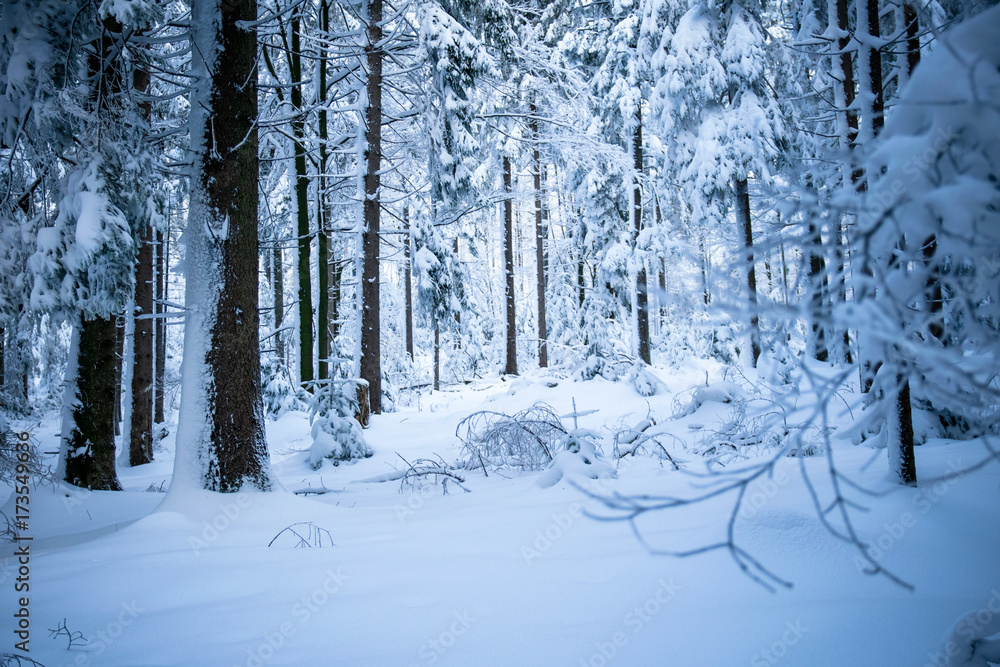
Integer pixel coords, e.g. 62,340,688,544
3,358,999,666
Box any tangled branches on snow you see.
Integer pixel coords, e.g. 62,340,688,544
456,403,567,473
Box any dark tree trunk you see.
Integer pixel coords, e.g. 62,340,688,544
195,0,271,491
317,0,330,382
361,0,383,414
735,178,760,367
530,105,548,368
865,0,885,137
404,207,414,360
291,11,313,391
894,373,917,485
503,155,517,376
129,57,154,466
64,315,122,490
0,327,4,392
154,228,166,424
808,220,829,362
114,317,124,436
129,222,154,466
633,112,650,365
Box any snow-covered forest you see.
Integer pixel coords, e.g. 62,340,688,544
1,0,999,663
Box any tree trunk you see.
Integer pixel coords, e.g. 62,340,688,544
530,105,548,368
273,243,285,365
633,112,651,365
735,178,760,367
129,56,154,465
177,0,272,492
291,11,314,391
317,0,330,382
361,0,383,414
154,228,166,424
503,155,517,376
434,319,440,391
129,222,154,465
63,316,122,490
808,218,829,362
891,372,917,485
114,316,124,436
404,207,414,360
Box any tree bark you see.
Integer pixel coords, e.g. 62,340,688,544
735,178,760,367
503,155,517,375
633,111,650,365
291,10,313,390
64,316,122,490
530,104,548,368
129,54,154,465
361,0,383,414
184,0,272,491
129,221,154,465
317,0,330,382
404,207,414,360
154,228,166,423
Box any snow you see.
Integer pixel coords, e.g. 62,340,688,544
5,368,999,666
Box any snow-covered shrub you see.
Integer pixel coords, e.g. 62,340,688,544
262,362,304,418
672,381,745,419
627,362,662,397
457,403,566,472
537,429,615,488
307,380,372,470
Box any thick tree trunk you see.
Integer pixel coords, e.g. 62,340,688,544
530,105,548,368
179,0,272,491
404,207,414,360
633,115,650,366
64,316,122,489
361,0,383,414
503,155,517,376
735,178,761,367
291,11,314,391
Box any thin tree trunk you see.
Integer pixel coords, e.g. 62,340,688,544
404,207,414,360
530,104,548,368
291,11,314,390
433,318,440,391
114,317,124,436
273,243,285,364
317,0,330,382
808,217,829,362
129,56,154,465
503,155,517,375
0,327,4,391
633,112,651,365
155,228,166,423
361,0,383,414
735,178,761,367
129,222,154,465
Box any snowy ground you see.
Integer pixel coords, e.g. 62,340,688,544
3,362,999,666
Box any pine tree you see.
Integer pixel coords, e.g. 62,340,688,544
173,0,272,492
